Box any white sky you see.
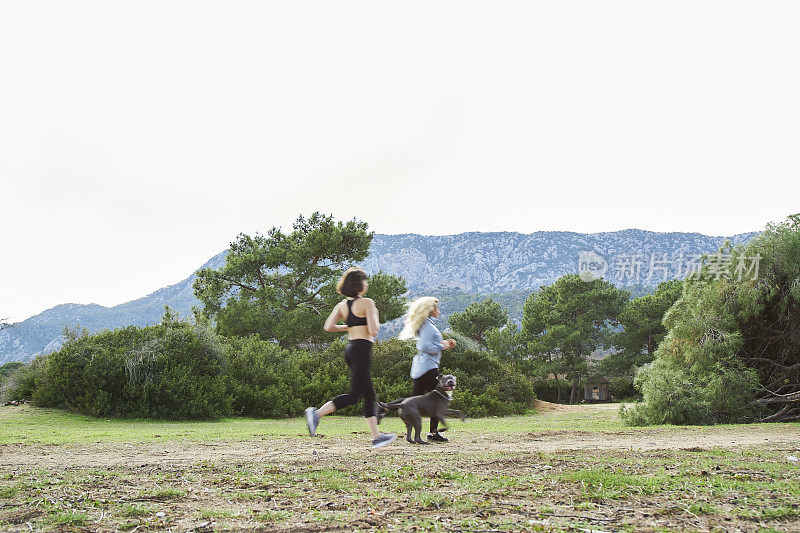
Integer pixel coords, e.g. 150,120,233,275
1,1,799,323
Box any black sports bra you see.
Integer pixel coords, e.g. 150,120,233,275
346,298,368,327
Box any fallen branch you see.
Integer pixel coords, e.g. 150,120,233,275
757,390,800,403
543,513,617,523
477,505,618,524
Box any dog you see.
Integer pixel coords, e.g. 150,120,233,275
379,374,466,444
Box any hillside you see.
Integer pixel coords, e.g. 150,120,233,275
0,229,758,364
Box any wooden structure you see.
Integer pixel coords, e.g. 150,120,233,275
584,377,610,402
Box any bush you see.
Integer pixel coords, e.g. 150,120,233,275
620,358,758,426
369,338,421,404
0,362,23,384
442,330,481,353
530,378,570,403
626,215,800,425
6,322,535,420
0,359,41,402
15,322,231,419
295,339,353,411
608,376,638,401
223,335,308,417
441,346,535,416
124,325,231,419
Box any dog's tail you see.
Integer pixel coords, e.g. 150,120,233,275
376,399,404,423
379,398,406,412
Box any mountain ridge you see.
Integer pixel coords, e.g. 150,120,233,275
0,230,759,364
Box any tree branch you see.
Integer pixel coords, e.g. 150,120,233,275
745,357,792,369
216,274,258,293
290,254,320,291
255,268,267,292
755,388,800,403
759,404,800,422
300,286,325,304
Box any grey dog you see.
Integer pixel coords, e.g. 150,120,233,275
379,374,466,444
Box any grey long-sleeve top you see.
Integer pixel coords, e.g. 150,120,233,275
410,318,446,379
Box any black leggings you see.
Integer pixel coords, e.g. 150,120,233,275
331,339,376,418
412,368,440,433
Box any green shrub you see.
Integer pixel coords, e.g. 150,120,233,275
126,325,231,419
0,361,23,383
224,335,307,417
0,358,41,402
530,378,570,403
620,358,758,426
441,346,535,416
370,338,429,403
6,322,535,420
608,376,638,400
626,215,800,425
442,330,481,353
295,339,352,410
20,322,231,419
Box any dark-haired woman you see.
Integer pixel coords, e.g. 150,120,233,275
305,267,397,449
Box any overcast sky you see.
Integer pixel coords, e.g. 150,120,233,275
1,1,798,323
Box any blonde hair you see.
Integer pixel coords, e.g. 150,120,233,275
398,297,439,340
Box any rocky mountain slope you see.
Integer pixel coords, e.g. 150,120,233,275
0,229,758,364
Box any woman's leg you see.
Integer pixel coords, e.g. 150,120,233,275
411,375,427,396
307,343,354,435
412,369,441,434
329,341,362,411
309,340,392,445
316,401,336,417
330,340,380,438
350,341,380,438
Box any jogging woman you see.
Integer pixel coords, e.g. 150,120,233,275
398,296,456,442
305,267,397,449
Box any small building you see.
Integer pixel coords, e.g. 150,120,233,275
584,377,610,402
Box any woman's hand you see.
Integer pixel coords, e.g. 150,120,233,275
443,339,457,350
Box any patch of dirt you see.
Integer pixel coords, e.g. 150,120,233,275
1,424,797,470
1,409,798,532
2,508,43,524
534,400,622,413
533,399,567,413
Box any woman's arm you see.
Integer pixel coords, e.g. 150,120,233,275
417,322,446,355
364,298,380,337
323,302,348,333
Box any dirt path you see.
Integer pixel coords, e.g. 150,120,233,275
2,423,797,470
2,405,798,532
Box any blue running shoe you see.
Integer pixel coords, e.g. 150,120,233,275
305,407,319,437
371,432,397,449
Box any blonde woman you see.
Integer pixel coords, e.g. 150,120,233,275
398,296,457,442
305,267,397,449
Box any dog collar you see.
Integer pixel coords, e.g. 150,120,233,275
434,389,451,401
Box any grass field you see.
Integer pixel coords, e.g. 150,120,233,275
1,402,799,532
